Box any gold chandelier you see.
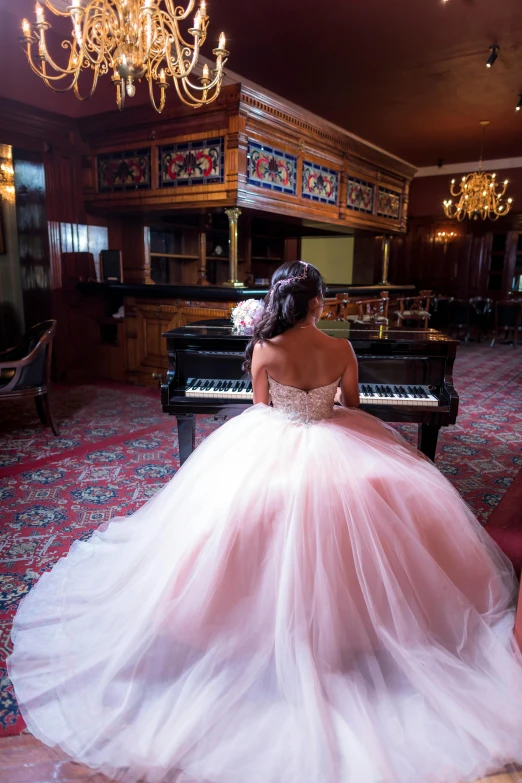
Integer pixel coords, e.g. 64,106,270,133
20,0,229,113
443,122,512,221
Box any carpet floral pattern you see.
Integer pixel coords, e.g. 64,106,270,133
0,343,521,736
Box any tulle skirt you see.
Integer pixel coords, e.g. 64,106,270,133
7,404,522,783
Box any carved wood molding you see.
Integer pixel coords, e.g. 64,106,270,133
79,82,413,233
0,97,76,149
237,85,417,182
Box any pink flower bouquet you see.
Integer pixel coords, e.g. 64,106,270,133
230,299,265,335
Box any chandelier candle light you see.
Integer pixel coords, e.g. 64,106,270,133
443,122,512,221
20,0,229,112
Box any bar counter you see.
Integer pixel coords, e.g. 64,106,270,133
69,282,415,386
77,282,415,302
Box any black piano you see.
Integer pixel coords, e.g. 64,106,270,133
161,320,459,464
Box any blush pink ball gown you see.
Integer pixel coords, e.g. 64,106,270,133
8,376,522,783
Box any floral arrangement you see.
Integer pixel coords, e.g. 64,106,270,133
230,299,265,334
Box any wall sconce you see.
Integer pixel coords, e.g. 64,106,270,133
435,230,457,253
0,154,15,202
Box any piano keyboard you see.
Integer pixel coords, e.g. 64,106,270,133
359,383,439,407
185,378,253,400
184,379,439,407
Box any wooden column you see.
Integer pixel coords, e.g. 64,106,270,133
198,221,208,285
379,235,391,286
224,207,244,288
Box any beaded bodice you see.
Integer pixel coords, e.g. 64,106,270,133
268,375,338,424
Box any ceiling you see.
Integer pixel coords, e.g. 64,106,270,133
1,0,522,167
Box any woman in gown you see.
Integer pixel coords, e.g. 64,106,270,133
7,261,522,783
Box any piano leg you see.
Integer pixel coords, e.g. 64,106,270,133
177,415,195,465
418,423,440,461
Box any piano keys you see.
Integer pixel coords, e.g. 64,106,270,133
183,378,439,407
185,378,254,401
161,320,460,464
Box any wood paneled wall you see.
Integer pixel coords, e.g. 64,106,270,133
386,173,522,299
0,98,84,332
387,216,522,299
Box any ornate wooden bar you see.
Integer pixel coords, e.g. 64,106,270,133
76,282,414,386
53,82,418,384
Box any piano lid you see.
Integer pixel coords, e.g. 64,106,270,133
163,319,458,344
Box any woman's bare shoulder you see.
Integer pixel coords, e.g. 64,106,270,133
252,339,277,363
332,335,357,362
318,329,352,351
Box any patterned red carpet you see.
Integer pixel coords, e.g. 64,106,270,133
0,342,521,736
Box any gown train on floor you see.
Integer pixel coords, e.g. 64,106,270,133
8,377,522,783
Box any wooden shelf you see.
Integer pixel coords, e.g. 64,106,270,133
251,256,282,261
150,252,199,260
206,256,247,262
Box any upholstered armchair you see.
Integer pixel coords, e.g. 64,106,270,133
0,320,59,434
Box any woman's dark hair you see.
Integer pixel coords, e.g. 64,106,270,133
243,261,326,372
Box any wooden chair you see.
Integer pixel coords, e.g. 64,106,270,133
394,290,432,329
491,301,522,348
335,294,357,321
322,297,344,320
0,320,59,435
355,294,389,325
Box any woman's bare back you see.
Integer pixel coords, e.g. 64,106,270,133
251,325,359,408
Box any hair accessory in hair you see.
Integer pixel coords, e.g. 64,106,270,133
266,262,309,312
272,262,309,292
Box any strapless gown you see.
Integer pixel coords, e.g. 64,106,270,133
8,376,522,783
